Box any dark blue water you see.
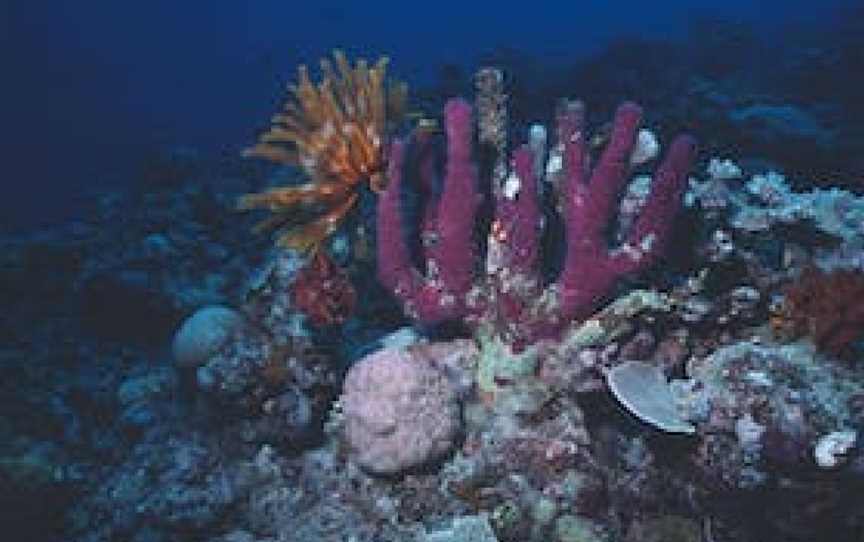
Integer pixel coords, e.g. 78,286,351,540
3,0,858,228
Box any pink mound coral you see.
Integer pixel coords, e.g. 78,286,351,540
341,346,462,475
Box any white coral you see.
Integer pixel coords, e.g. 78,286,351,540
814,430,857,468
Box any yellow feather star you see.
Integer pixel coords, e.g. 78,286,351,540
240,50,407,251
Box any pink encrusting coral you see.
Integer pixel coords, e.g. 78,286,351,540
378,96,697,346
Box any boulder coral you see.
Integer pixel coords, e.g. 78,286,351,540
172,305,244,369
341,346,463,475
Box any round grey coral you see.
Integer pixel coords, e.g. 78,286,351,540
341,347,462,476
172,305,244,369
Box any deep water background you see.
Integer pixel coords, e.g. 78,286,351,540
1,0,858,228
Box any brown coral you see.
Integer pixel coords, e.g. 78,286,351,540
772,267,864,357
240,50,407,251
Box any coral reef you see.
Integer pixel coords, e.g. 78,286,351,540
674,339,864,535
239,51,407,251
726,171,864,241
195,252,339,423
10,32,864,541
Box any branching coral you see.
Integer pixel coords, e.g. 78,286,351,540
240,50,407,251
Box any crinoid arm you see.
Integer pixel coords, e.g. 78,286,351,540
237,181,356,251
237,180,354,213
272,192,359,251
240,50,406,250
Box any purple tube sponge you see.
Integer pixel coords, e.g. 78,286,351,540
377,97,697,345
377,99,481,322
555,102,697,322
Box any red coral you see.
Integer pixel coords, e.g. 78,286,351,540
291,250,356,326
774,267,864,357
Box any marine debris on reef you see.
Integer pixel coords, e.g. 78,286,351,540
239,50,407,251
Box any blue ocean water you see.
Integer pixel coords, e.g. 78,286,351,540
2,1,864,541
4,0,860,227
